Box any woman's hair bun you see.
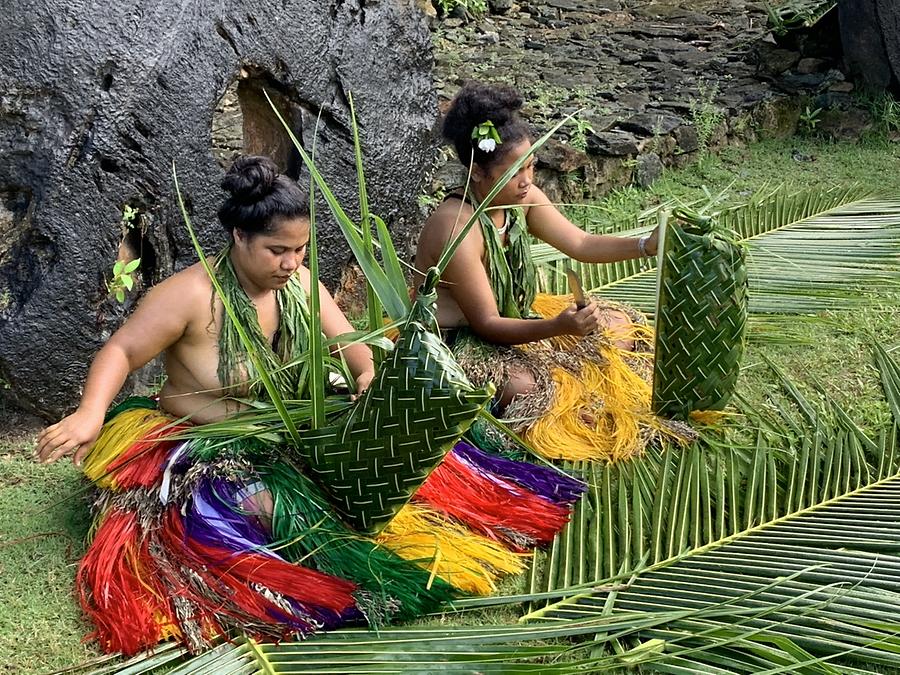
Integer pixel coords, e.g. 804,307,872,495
217,155,310,236
442,81,530,167
444,82,523,140
221,155,278,203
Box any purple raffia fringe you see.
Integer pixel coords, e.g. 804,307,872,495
186,477,271,555
452,439,586,506
184,477,356,628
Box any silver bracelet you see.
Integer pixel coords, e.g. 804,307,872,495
638,235,650,258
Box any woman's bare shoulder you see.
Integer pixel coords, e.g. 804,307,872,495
422,198,484,245
138,261,214,316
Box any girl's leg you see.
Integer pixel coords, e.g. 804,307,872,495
239,483,275,533
598,308,635,351
496,365,537,413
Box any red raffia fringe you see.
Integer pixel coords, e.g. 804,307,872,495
76,508,177,655
160,509,357,634
414,451,572,550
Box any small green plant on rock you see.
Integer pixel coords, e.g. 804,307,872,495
690,83,726,153
567,118,595,152
417,186,446,211
121,204,140,229
108,203,144,303
108,258,141,303
799,105,822,135
437,0,488,17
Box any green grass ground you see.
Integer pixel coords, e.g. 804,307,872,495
0,133,898,673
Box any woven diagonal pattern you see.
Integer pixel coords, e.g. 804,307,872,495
652,213,748,419
300,320,492,533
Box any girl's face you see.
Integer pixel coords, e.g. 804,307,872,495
477,139,535,207
234,216,310,292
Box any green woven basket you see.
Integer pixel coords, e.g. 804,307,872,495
299,276,494,533
652,209,748,420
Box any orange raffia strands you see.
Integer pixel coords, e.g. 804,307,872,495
82,408,186,490
376,503,528,596
414,450,571,550
524,293,667,463
76,508,179,656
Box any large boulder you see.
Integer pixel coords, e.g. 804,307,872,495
838,0,900,88
0,0,436,418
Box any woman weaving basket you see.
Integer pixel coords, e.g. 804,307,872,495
33,155,584,655
415,82,678,462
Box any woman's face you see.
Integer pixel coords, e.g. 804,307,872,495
234,216,310,291
479,138,535,207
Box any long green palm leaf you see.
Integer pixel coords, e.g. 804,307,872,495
534,188,900,320
521,347,900,606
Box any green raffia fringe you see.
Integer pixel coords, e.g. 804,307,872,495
261,461,458,622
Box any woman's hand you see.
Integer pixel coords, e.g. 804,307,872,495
555,302,603,337
354,370,376,398
35,407,105,466
644,226,660,256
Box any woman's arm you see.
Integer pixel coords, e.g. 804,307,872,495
309,272,376,393
35,272,198,465
524,186,658,262
439,211,602,345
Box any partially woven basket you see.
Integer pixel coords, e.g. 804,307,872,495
652,209,748,420
299,272,494,533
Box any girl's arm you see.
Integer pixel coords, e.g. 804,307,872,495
524,186,658,262
36,271,199,465
436,210,602,345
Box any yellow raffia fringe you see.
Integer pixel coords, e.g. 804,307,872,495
689,409,730,426
524,293,667,463
376,503,528,595
82,408,173,489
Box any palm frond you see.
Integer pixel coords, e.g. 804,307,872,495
520,349,900,606
533,185,864,295
524,470,900,672
264,91,411,321
766,0,837,34
307,114,327,427
534,188,900,325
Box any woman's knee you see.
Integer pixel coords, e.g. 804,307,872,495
599,309,635,351
498,367,536,410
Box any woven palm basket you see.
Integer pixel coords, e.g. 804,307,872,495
651,209,748,420
299,273,494,533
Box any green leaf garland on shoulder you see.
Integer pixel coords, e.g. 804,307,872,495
214,246,312,401
471,196,537,319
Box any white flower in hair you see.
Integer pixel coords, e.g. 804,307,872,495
472,120,502,153
478,137,497,153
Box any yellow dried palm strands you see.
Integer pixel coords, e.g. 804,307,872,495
82,408,174,489
523,294,672,462
376,503,528,596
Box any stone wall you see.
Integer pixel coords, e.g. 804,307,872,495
425,1,863,205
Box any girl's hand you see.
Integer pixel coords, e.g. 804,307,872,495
645,227,660,256
35,408,105,466
555,302,602,337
